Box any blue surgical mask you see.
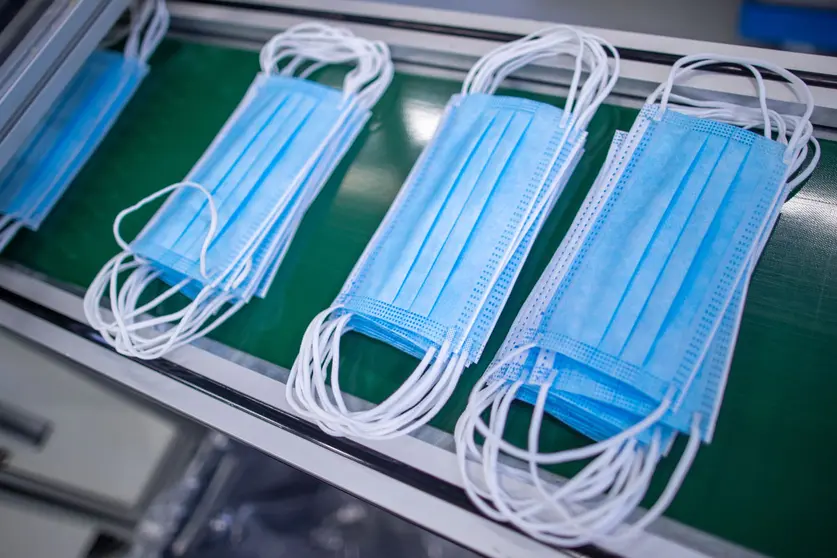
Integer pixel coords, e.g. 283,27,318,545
454,54,819,547
339,94,583,359
546,184,778,445
131,74,370,298
288,26,620,440
84,22,394,361
0,0,168,251
0,51,146,225
503,107,793,445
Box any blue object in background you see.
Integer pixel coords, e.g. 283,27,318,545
740,1,837,51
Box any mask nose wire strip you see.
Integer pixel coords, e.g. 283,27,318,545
287,27,619,440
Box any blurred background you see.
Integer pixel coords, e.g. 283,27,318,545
380,0,837,52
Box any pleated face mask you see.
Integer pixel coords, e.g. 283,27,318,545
0,0,168,250
132,74,370,299
536,105,788,405
455,54,819,548
339,93,583,359
287,26,620,440
84,22,393,360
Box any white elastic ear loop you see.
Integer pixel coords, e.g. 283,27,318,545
340,40,393,108
85,253,139,330
522,377,633,506
259,22,351,73
98,269,198,337
298,310,459,438
364,41,394,107
478,382,612,542
484,392,652,546
113,181,218,280
782,118,819,190
572,35,619,133
610,416,701,541
787,135,819,190
123,0,152,59
457,366,681,545
484,50,554,96
516,382,660,540
469,374,698,545
86,182,223,358
289,310,366,433
99,179,218,339
460,26,618,135
93,260,241,360
654,54,814,160
463,26,580,97
653,59,771,138
84,253,173,355
455,374,655,545
137,0,169,63
118,297,241,358
323,321,458,428
122,292,243,359
487,36,606,132
98,261,195,356
496,33,586,113
124,0,169,63
287,307,465,438
476,374,657,535
463,28,576,95
333,354,465,439
259,23,392,111
484,28,614,133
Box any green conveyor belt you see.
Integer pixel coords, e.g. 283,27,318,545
5,40,837,557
